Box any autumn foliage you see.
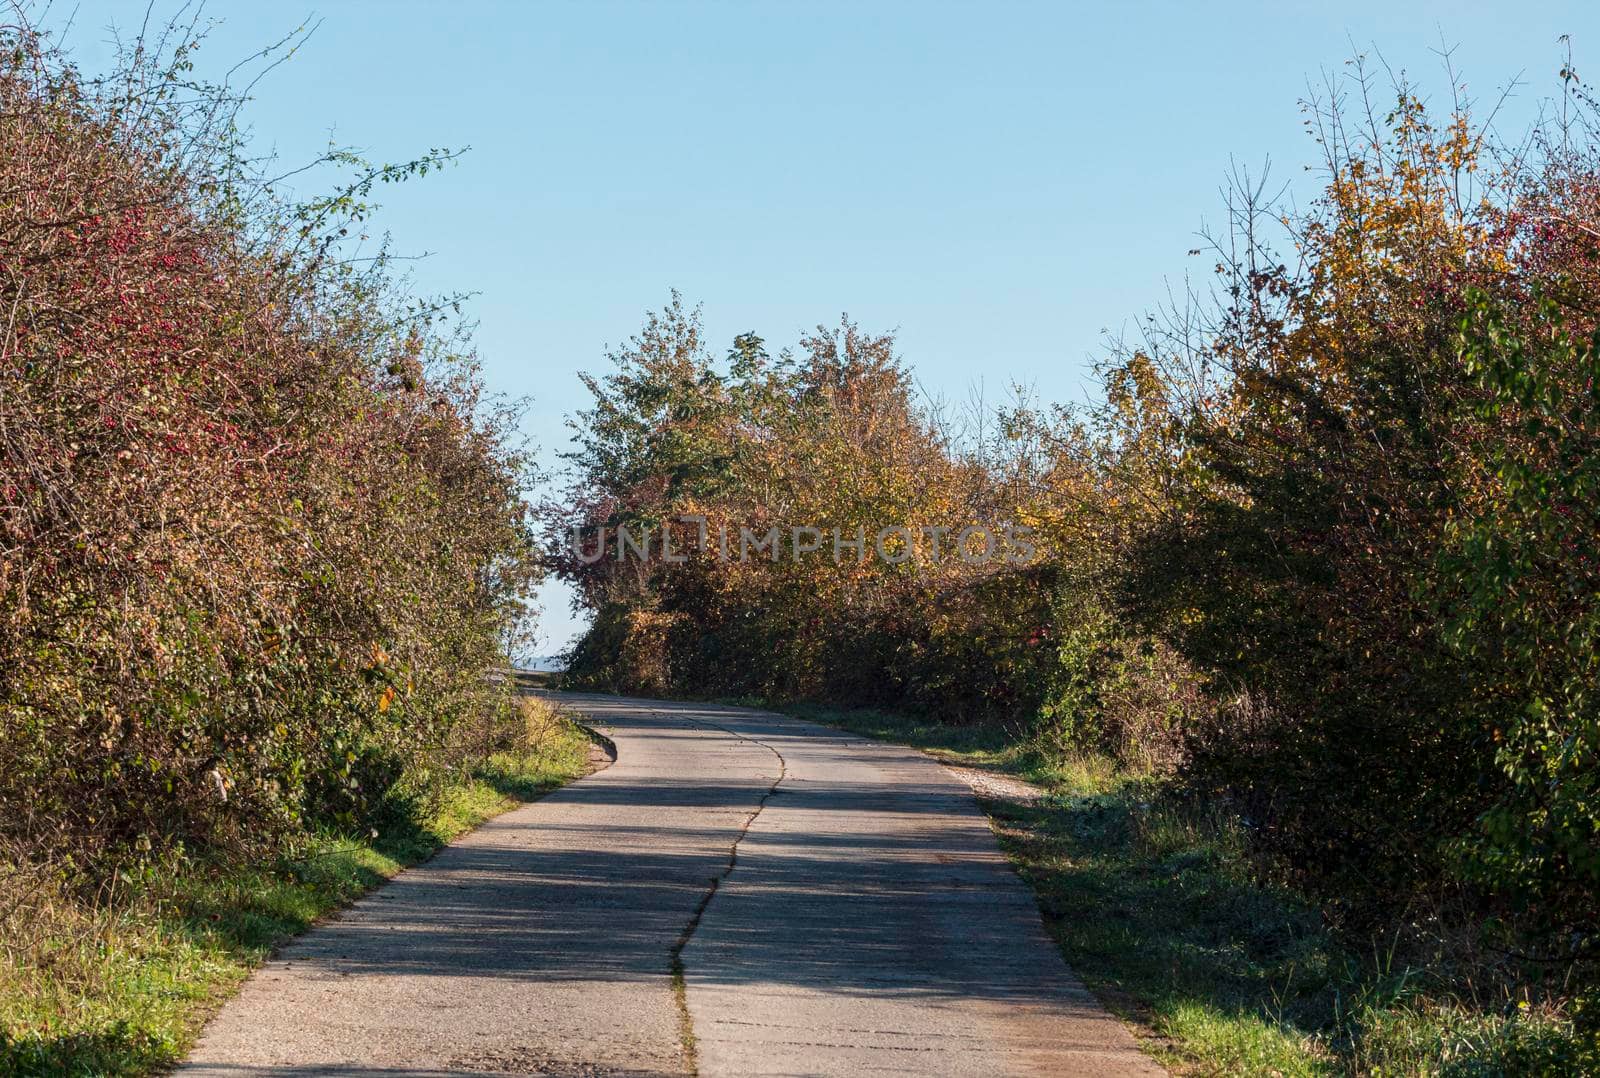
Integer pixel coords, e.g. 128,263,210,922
0,20,537,883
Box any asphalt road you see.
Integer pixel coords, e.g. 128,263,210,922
182,694,1162,1077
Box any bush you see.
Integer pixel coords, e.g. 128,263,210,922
0,15,537,886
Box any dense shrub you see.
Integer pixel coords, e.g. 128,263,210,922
1442,285,1600,948
0,18,538,883
1121,86,1503,918
1116,69,1600,963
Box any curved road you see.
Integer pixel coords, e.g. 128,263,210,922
183,695,1161,1077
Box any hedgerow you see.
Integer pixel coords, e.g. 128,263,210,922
0,13,538,889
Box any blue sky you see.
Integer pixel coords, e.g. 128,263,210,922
44,1,1598,651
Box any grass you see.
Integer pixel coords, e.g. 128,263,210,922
785,702,1594,1077
988,783,1335,1075
0,698,595,1077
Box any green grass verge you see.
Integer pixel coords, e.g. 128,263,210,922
0,716,594,1077
785,703,1593,1077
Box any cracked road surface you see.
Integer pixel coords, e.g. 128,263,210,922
182,695,1162,1077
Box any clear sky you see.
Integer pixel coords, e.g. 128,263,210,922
42,1,1599,652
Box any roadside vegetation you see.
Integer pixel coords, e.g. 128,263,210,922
550,52,1600,1075
0,699,590,1076
0,9,564,1071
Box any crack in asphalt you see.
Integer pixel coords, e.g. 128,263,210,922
662,709,789,1076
